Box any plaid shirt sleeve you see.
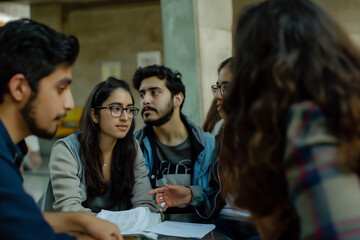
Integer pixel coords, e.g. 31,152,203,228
284,101,360,239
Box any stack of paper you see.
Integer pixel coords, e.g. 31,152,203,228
97,207,161,239
145,221,215,239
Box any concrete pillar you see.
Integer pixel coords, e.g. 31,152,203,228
160,0,232,125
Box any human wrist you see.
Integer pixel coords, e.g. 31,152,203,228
185,186,192,204
71,212,93,232
187,185,204,206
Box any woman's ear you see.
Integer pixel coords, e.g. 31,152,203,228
8,73,31,103
91,108,99,123
174,92,184,108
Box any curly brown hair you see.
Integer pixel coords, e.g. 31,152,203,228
220,0,360,238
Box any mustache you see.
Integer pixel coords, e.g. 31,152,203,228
54,113,67,121
142,106,158,115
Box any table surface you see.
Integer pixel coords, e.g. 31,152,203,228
124,229,230,240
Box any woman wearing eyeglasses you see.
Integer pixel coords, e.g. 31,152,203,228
38,77,159,214
203,58,260,240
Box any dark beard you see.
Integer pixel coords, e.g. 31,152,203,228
20,92,57,139
144,101,174,127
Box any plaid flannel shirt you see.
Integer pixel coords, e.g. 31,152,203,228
284,101,360,239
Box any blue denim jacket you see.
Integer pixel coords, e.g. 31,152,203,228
134,114,216,218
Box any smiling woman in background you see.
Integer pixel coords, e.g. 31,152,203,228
221,0,360,239
39,77,158,214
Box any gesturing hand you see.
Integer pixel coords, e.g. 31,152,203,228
148,184,192,211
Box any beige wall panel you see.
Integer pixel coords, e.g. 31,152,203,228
314,0,360,47
31,3,62,31
195,0,233,123
64,3,163,112
232,0,360,47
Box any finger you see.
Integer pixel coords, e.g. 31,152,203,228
163,183,178,190
112,228,122,240
112,233,123,240
163,204,169,211
160,201,168,212
157,196,164,204
155,199,163,205
155,194,164,204
148,189,161,195
148,187,166,195
163,183,171,188
102,230,121,240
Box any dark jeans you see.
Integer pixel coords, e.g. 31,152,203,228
215,216,261,240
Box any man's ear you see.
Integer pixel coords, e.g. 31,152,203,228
7,73,31,102
91,108,99,123
174,92,184,108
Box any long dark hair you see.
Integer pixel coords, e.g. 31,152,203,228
221,0,360,237
202,100,221,133
203,57,234,132
79,77,136,203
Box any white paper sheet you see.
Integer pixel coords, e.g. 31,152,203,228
97,207,160,239
145,221,215,239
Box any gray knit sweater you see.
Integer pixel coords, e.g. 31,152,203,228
38,132,159,214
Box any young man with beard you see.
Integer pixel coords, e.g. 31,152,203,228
132,65,215,222
0,19,122,240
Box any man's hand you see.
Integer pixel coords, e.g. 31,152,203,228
148,184,192,211
43,212,122,240
82,215,122,240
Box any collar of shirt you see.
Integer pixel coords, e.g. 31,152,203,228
0,119,24,168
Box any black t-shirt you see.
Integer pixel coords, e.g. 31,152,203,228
154,137,192,188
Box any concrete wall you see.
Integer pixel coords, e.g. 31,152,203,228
0,2,30,22
161,0,200,123
315,0,360,47
28,0,360,129
195,0,233,124
31,3,62,31
161,0,233,125
31,1,163,129
232,0,360,47
31,0,232,128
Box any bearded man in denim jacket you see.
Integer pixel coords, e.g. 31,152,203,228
132,65,215,222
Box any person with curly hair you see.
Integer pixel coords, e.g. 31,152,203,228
221,0,360,239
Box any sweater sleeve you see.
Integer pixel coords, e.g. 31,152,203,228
284,102,360,239
50,141,92,213
131,140,160,213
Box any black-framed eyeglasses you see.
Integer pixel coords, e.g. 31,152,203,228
211,83,228,96
96,105,139,119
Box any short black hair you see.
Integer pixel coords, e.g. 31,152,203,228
0,18,79,103
132,64,186,109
